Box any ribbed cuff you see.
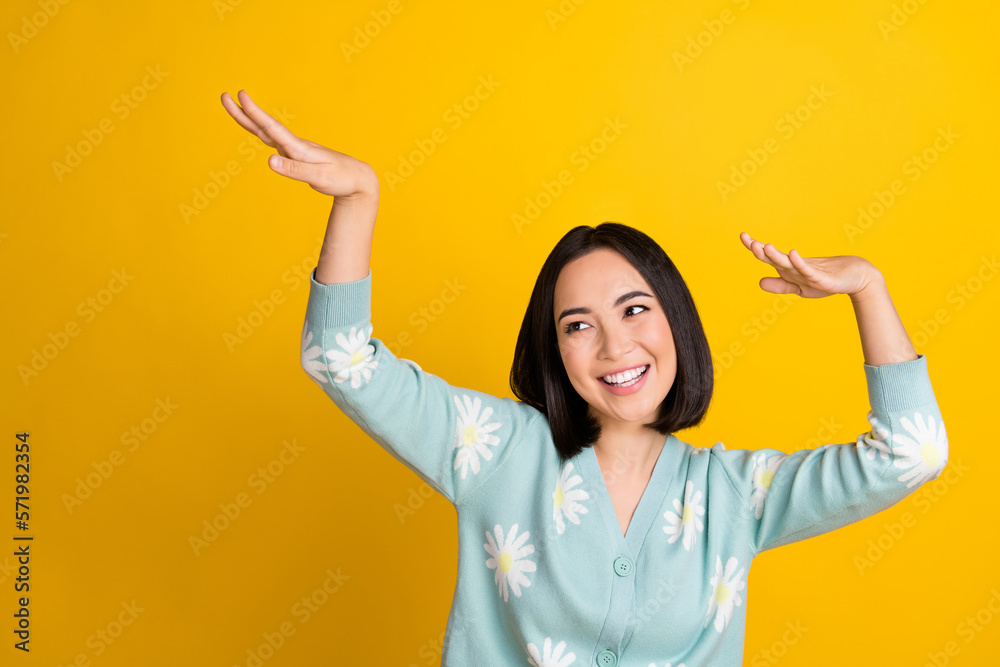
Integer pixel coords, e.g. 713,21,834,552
863,353,937,413
306,267,372,329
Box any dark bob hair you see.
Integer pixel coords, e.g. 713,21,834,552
509,222,714,461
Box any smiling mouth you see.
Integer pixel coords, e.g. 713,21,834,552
600,365,650,387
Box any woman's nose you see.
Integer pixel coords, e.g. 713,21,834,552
599,322,630,358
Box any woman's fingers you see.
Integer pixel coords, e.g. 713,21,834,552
740,233,767,261
742,233,802,273
220,91,277,148
267,153,323,186
759,276,799,294
235,89,302,152
787,248,814,275
742,233,780,270
220,89,380,197
762,242,795,272
221,90,317,162
741,233,846,298
740,233,759,257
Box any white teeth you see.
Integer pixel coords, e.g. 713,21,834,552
602,365,648,386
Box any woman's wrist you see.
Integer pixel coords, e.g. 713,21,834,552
849,263,885,303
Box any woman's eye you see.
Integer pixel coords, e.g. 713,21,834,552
563,305,649,334
625,305,648,317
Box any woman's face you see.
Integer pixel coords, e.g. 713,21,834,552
552,248,678,430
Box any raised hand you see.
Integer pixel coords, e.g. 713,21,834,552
220,89,378,199
739,232,878,299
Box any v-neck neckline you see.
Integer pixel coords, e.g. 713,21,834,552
580,434,677,556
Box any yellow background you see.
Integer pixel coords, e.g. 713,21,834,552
3,0,998,664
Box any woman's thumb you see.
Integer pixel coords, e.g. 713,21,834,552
268,153,316,186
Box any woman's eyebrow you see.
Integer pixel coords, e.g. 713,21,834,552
557,290,653,322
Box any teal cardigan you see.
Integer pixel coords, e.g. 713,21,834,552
300,268,948,667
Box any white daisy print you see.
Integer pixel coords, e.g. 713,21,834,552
891,410,948,488
860,411,891,461
662,480,705,551
750,452,787,519
323,325,379,389
527,637,576,667
300,321,328,385
704,555,746,633
552,462,590,535
692,445,711,455
453,395,503,479
484,523,536,602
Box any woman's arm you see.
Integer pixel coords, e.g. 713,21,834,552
739,231,918,365
220,88,379,286
718,233,949,555
315,193,378,285
221,89,542,504
849,270,918,366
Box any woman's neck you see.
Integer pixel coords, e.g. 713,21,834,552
592,429,666,485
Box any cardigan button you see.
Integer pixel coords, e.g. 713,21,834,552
613,556,633,576
596,649,618,666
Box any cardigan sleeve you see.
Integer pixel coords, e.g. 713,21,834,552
299,267,540,506
711,353,948,555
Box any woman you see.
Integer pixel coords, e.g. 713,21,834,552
221,89,949,666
